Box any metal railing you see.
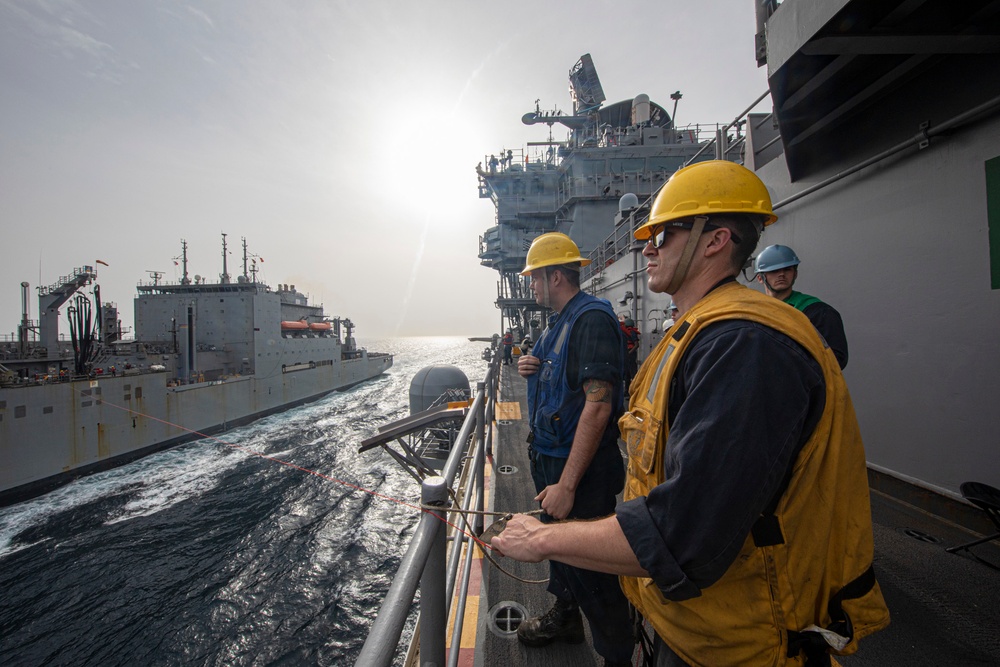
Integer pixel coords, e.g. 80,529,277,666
356,353,502,667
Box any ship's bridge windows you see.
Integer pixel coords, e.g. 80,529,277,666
648,156,686,174
609,158,645,173
580,159,606,176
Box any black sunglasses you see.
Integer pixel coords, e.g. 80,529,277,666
646,220,742,248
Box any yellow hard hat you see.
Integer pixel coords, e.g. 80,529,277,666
520,232,591,275
634,160,778,240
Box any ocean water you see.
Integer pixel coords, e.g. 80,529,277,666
0,337,490,666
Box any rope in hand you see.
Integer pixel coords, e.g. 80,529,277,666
426,498,548,585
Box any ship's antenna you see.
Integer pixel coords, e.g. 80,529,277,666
174,239,191,285
220,232,231,284
242,236,249,280
146,270,163,286
670,91,682,140
240,236,264,283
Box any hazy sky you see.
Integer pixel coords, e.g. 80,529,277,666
0,0,768,338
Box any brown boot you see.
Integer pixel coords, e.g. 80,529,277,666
516,598,585,647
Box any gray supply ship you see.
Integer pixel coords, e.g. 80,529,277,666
0,235,392,506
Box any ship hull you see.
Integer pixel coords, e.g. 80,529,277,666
0,353,392,506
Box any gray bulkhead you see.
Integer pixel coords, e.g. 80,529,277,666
747,0,1000,497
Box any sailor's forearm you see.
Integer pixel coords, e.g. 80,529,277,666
559,399,609,490
494,514,648,577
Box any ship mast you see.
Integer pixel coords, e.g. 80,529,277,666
175,239,191,285
242,237,249,281
220,232,231,284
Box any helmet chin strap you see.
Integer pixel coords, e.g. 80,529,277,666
537,268,552,309
665,216,708,294
760,267,795,297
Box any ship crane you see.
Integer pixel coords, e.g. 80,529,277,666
36,265,98,359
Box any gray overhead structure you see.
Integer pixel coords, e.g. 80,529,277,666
477,54,733,337
36,266,97,358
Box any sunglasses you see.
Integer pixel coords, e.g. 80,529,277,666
646,220,742,248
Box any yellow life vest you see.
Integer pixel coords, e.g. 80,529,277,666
619,282,889,666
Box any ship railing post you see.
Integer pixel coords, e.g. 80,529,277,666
716,127,727,160
420,476,449,667
475,381,487,536
485,365,496,459
355,476,447,667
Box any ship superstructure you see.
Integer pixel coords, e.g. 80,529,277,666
476,53,744,342
0,236,392,505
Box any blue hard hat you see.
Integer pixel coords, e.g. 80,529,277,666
755,245,800,274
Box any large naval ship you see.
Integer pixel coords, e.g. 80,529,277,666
0,235,392,506
361,1,1000,665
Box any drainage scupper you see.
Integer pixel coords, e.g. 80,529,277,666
488,601,527,637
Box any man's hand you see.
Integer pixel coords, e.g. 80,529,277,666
490,514,547,562
518,354,540,378
535,482,574,520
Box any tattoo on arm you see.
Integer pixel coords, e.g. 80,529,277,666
583,379,612,403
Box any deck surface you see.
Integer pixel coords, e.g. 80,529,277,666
469,365,1000,667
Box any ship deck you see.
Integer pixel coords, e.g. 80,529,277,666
464,365,1000,666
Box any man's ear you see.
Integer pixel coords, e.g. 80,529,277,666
702,227,735,258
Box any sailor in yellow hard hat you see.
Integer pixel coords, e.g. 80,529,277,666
495,161,889,666
513,231,635,664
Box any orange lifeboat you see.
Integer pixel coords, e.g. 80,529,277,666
309,322,332,331
281,320,309,330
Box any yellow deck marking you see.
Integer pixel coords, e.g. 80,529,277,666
495,401,521,420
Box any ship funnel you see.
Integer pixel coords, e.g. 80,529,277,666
20,281,29,322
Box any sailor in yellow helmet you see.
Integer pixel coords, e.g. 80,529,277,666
515,231,635,665
493,160,889,666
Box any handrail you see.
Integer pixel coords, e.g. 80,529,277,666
356,353,502,666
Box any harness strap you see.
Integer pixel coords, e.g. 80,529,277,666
751,438,800,546
665,216,708,294
786,564,878,664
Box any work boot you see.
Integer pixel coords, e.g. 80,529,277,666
516,598,585,647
